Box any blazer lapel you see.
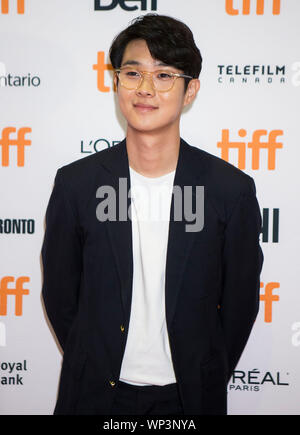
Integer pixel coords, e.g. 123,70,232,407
165,138,206,330
98,139,133,331
99,137,207,332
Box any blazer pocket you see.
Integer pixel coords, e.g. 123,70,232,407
200,355,228,391
191,234,220,258
64,349,88,381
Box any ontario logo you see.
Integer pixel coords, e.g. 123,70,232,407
229,368,289,392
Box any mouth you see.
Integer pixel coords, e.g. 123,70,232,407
133,103,158,112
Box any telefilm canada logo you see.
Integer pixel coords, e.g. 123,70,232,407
217,64,286,85
94,0,157,12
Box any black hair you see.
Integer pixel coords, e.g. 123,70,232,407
109,13,202,92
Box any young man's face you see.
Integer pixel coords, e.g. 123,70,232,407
114,39,199,136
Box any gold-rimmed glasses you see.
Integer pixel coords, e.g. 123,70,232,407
114,67,193,92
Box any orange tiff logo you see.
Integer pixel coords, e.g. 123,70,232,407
93,52,116,93
217,129,283,170
1,0,24,13
0,276,30,316
225,0,281,15
260,282,280,323
0,127,31,166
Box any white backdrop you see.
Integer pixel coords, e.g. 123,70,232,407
0,0,299,415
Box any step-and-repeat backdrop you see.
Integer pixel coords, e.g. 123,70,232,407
0,0,299,415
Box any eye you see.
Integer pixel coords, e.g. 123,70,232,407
156,72,173,80
124,70,140,78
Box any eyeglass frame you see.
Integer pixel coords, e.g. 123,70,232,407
114,67,194,92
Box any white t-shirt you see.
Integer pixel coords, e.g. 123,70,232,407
119,166,177,386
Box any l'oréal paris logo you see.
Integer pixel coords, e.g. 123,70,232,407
229,369,289,392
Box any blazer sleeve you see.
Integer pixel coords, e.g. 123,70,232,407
41,169,82,351
219,177,264,380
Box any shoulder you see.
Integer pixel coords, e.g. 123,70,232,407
186,142,255,196
56,145,116,182
183,141,257,222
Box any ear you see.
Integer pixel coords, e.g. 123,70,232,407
183,79,200,107
113,73,118,92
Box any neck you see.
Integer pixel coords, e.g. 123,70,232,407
126,126,181,178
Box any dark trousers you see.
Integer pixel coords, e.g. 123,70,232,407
109,380,184,415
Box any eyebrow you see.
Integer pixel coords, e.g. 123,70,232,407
121,60,169,67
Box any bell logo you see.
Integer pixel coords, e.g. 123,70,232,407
0,127,31,167
225,0,281,15
94,0,157,11
217,129,283,170
1,0,25,14
260,282,280,323
93,52,116,93
0,276,30,316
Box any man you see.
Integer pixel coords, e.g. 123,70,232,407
42,14,263,415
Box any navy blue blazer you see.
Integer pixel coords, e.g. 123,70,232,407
41,137,264,415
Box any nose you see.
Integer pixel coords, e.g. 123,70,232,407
136,73,156,96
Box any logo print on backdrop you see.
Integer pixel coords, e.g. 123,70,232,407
260,282,280,323
217,64,286,85
0,127,31,167
81,138,120,153
0,72,41,87
0,276,30,316
261,208,279,243
229,369,289,392
94,0,157,11
0,360,28,385
217,129,283,170
1,0,24,14
93,52,115,93
225,0,281,15
0,219,35,234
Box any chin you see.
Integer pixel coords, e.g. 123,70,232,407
128,119,163,133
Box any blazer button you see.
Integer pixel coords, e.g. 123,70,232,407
120,325,125,332
109,380,116,387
